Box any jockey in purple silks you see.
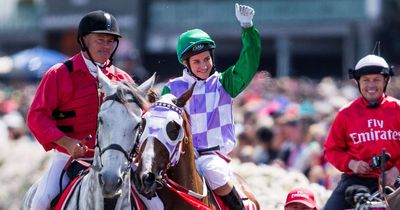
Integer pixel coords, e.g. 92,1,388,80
161,3,261,210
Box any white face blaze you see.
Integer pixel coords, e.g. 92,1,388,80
141,137,156,174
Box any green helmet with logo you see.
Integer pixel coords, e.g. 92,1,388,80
176,29,216,64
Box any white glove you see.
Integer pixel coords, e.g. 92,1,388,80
235,3,255,28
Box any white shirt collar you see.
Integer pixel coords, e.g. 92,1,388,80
81,52,106,78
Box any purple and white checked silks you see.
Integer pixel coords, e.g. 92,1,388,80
166,70,236,155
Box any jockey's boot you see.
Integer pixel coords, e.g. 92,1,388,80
220,186,245,210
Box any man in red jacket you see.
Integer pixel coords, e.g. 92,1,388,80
27,10,134,210
323,54,400,209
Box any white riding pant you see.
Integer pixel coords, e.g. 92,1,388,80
31,151,70,210
195,154,233,190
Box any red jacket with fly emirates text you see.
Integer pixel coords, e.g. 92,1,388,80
27,53,133,158
324,95,400,177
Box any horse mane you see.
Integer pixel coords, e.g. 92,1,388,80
181,110,193,147
146,87,161,103
115,81,152,111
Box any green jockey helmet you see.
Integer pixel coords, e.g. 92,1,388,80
176,29,216,64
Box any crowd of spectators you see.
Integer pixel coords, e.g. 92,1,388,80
3,70,400,192
230,70,400,191
0,81,37,144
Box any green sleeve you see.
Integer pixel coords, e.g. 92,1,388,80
220,26,261,97
161,86,171,95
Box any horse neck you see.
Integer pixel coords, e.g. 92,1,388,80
164,112,219,210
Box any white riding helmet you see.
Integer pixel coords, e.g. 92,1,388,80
349,55,393,79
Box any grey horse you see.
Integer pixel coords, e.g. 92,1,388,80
22,68,155,210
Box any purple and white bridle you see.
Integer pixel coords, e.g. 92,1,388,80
138,94,185,167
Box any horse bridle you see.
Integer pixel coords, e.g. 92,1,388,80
93,91,142,173
137,101,188,185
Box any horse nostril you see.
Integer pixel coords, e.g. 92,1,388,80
98,174,104,186
116,177,123,189
143,173,155,187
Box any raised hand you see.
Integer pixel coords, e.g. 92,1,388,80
235,3,255,28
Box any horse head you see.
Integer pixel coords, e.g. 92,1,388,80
134,83,195,199
95,67,155,198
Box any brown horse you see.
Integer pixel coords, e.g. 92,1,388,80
133,85,260,210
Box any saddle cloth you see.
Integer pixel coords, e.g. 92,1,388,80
54,175,84,210
53,173,151,210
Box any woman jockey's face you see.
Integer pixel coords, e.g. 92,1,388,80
186,50,213,80
83,33,117,64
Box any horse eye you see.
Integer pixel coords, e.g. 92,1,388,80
166,121,180,141
99,117,103,125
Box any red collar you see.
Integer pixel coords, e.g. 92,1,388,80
361,94,386,108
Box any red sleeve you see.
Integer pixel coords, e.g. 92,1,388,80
27,65,69,151
324,112,353,172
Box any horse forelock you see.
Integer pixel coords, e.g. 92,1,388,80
116,81,150,111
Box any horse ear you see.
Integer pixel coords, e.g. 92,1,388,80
138,73,156,93
176,82,196,108
97,67,117,96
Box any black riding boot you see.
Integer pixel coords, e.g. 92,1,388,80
220,187,245,210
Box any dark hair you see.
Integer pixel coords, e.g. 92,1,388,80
256,127,274,144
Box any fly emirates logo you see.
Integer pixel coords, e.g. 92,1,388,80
350,119,400,144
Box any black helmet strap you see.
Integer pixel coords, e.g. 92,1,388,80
78,36,88,52
86,47,105,69
106,39,119,67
